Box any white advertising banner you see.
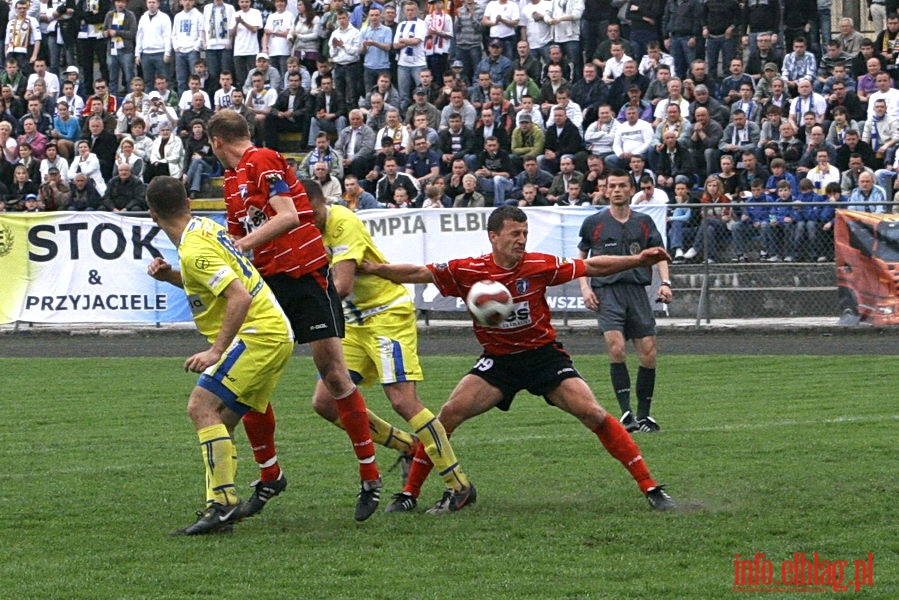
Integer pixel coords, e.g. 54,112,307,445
0,206,666,325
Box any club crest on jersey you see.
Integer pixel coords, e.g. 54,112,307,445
434,262,448,270
629,242,642,256
238,183,248,200
515,278,529,294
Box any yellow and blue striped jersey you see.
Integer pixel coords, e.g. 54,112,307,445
178,217,293,343
322,205,411,324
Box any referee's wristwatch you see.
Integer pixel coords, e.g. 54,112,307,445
660,280,672,288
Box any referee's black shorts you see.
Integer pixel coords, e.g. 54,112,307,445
467,342,583,411
594,282,657,340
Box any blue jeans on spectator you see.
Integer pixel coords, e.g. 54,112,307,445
456,46,482,84
233,54,256,92
186,157,214,193
792,220,818,259
397,65,423,112
476,175,515,206
706,35,735,78
761,221,794,257
108,52,135,96
668,221,696,252
691,216,729,261
140,52,167,91
629,28,656,63
309,115,348,144
205,48,233,81
669,35,696,80
558,40,582,81
175,50,200,95
581,20,605,64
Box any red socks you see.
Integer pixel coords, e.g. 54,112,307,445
593,414,656,493
242,404,281,482
336,387,380,481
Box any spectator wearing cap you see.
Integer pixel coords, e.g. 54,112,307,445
135,0,171,95
329,10,363,109
231,0,264,91
509,112,544,171
19,193,42,212
50,100,80,159
404,85,441,130
38,166,70,210
102,0,138,97
392,0,428,113
243,53,282,95
102,161,146,211
61,66,87,101
754,63,787,105
474,39,514,88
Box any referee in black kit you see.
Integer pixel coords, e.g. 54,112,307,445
577,169,673,433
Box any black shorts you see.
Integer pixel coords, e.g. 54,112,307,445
467,342,583,411
264,267,345,344
594,282,657,340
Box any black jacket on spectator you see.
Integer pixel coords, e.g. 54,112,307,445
437,126,476,162
543,120,583,157
89,130,119,180
67,181,102,211
476,148,513,175
835,140,875,173
472,124,510,153
607,74,650,112
570,77,609,113
178,107,215,137
826,92,864,123
102,175,147,211
656,142,695,181
313,90,347,120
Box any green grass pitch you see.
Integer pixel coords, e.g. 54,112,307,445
1,354,896,599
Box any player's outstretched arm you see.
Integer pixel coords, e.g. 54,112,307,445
360,260,435,284
147,257,184,288
583,247,671,277
184,280,252,373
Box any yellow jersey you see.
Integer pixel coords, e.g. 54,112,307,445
178,217,293,343
322,205,411,325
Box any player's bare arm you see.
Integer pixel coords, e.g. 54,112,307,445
330,259,358,298
234,195,300,253
147,257,184,288
184,280,252,374
583,247,671,277
360,260,435,284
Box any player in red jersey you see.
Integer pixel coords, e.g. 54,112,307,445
207,110,390,522
363,205,677,512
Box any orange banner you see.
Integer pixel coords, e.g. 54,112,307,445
835,210,899,325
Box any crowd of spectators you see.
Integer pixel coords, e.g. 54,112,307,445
0,0,896,263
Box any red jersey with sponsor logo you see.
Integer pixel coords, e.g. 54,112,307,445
224,146,328,278
427,252,587,356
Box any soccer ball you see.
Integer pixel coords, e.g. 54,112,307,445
466,280,514,327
